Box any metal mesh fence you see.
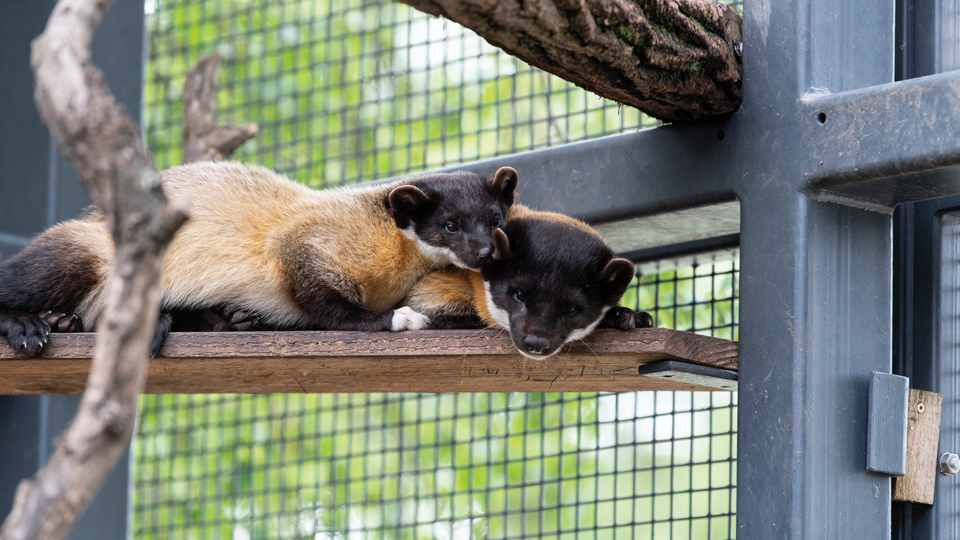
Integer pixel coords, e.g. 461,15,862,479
144,0,657,188
133,257,739,539
135,0,740,538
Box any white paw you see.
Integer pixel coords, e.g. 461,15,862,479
391,307,430,331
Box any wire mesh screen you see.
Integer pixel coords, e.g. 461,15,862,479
136,0,740,537
144,0,658,187
133,257,739,539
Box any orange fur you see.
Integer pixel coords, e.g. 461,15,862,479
505,205,595,234
78,161,440,328
469,270,500,327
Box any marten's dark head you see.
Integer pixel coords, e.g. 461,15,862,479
389,167,517,270
480,218,635,359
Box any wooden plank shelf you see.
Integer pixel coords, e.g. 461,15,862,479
0,328,738,395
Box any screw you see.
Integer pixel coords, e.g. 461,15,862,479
940,453,960,476
918,403,926,414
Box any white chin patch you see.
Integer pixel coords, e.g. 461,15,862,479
482,280,511,329
564,306,612,344
517,348,559,361
401,226,467,268
391,306,430,331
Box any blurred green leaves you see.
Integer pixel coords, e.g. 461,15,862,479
136,390,737,539
144,0,650,188
134,260,739,539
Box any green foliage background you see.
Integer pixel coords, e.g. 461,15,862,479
134,1,739,538
143,0,650,187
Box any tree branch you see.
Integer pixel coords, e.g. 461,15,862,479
399,0,743,122
0,1,188,538
182,52,258,164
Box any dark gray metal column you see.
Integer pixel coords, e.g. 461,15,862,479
0,1,144,538
734,0,896,537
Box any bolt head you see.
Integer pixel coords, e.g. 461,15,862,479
940,453,960,475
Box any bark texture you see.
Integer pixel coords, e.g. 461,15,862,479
400,0,743,122
182,52,258,164
0,1,188,539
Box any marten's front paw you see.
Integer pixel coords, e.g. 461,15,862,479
38,311,83,333
602,307,654,331
200,304,261,331
0,311,51,355
391,307,430,331
222,305,260,331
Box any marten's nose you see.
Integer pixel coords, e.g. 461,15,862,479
523,334,551,355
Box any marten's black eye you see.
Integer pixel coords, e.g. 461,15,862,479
513,290,525,304
445,223,459,233
564,305,581,316
491,216,501,228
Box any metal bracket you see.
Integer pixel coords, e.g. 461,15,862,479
637,360,738,391
866,371,909,476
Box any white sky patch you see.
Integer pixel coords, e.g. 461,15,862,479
233,525,250,540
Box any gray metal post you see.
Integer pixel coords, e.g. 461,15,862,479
0,1,144,538
732,0,897,537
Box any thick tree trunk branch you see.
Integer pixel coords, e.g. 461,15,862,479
0,1,188,539
183,52,258,164
400,0,743,122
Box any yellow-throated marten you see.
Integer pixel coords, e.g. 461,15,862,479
0,161,517,355
402,206,653,359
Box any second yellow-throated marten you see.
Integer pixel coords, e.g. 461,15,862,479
402,206,653,359
0,161,517,355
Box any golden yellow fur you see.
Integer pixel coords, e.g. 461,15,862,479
72,161,437,328
504,205,594,234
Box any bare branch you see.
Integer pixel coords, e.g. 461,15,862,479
0,0,188,538
182,52,258,164
399,0,743,122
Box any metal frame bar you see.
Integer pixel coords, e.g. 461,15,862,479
431,122,739,224
803,73,960,206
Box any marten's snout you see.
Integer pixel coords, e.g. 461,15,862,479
461,237,493,267
523,334,551,356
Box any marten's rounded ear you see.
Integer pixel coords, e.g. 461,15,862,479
492,228,515,261
389,185,432,226
491,167,517,205
598,258,636,298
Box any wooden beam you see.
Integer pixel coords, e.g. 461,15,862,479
0,328,737,394
893,389,943,505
